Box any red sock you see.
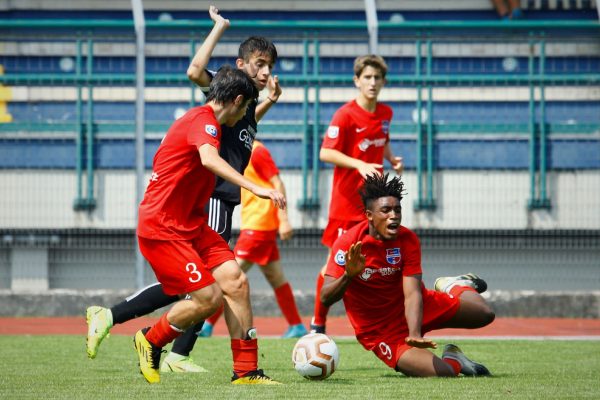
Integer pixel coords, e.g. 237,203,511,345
312,272,329,326
231,338,258,376
443,358,461,376
144,313,183,348
275,282,302,325
207,303,224,326
449,285,477,298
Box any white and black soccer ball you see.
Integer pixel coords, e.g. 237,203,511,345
292,333,339,380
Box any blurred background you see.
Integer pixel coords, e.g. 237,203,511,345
0,0,598,314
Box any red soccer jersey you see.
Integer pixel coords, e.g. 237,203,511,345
321,100,392,221
325,220,423,349
137,105,221,240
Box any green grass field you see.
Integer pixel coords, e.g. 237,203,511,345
1,336,599,399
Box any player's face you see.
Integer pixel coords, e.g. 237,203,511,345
366,196,402,241
238,51,274,91
224,97,251,127
354,66,385,101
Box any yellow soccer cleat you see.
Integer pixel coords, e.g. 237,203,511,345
231,369,282,385
160,352,208,373
86,306,113,359
133,328,163,384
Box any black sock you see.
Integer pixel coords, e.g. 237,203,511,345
110,283,179,324
171,321,204,356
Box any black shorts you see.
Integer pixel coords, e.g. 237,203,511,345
205,197,236,243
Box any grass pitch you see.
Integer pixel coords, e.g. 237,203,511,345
0,335,599,399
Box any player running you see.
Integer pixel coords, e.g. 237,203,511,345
311,55,403,334
86,5,281,376
321,173,495,377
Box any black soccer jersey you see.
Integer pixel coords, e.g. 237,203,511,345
202,69,257,205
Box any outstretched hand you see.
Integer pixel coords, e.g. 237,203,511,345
405,336,437,349
357,162,383,180
267,75,282,101
345,242,366,278
252,187,286,210
209,5,230,28
391,156,404,175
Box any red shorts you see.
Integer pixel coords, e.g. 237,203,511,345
321,218,362,248
138,223,235,296
366,289,460,369
233,229,280,266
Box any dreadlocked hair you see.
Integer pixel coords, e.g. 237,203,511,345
360,173,406,210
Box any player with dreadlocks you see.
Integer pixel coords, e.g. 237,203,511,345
320,173,495,377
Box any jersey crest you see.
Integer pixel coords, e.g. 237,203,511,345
334,249,346,266
382,120,390,135
327,126,340,139
205,124,218,137
386,248,401,265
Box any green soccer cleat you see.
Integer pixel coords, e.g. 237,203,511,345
442,344,491,377
231,369,281,385
86,306,113,359
133,328,164,384
160,352,208,373
434,273,488,294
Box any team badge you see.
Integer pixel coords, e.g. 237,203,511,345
205,124,218,137
327,126,339,139
382,120,390,135
386,248,401,265
334,249,346,266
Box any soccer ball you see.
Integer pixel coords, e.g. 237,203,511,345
292,333,339,380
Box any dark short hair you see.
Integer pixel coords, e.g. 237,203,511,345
205,65,258,105
360,173,405,210
238,36,278,64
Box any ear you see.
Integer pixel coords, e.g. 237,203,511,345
365,209,373,222
235,58,245,69
233,94,244,106
353,75,360,88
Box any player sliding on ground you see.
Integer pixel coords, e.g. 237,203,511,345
321,173,495,377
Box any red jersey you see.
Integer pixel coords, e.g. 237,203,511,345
321,100,392,221
325,220,423,349
137,105,221,240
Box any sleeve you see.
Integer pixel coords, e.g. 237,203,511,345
401,229,422,276
325,235,351,279
188,115,221,150
321,108,351,153
251,145,279,181
199,69,217,95
385,107,393,144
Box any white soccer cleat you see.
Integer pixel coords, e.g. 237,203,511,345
442,344,491,376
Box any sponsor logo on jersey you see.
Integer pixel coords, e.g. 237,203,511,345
205,124,218,137
239,129,254,150
150,172,159,182
359,267,376,281
358,137,387,152
386,248,401,265
359,266,399,281
382,120,390,135
334,249,346,266
327,126,340,139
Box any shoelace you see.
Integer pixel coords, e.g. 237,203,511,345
149,347,166,369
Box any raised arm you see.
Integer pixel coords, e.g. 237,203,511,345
255,75,282,122
321,242,365,306
186,5,230,87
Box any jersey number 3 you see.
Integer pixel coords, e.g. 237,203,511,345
186,262,202,283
